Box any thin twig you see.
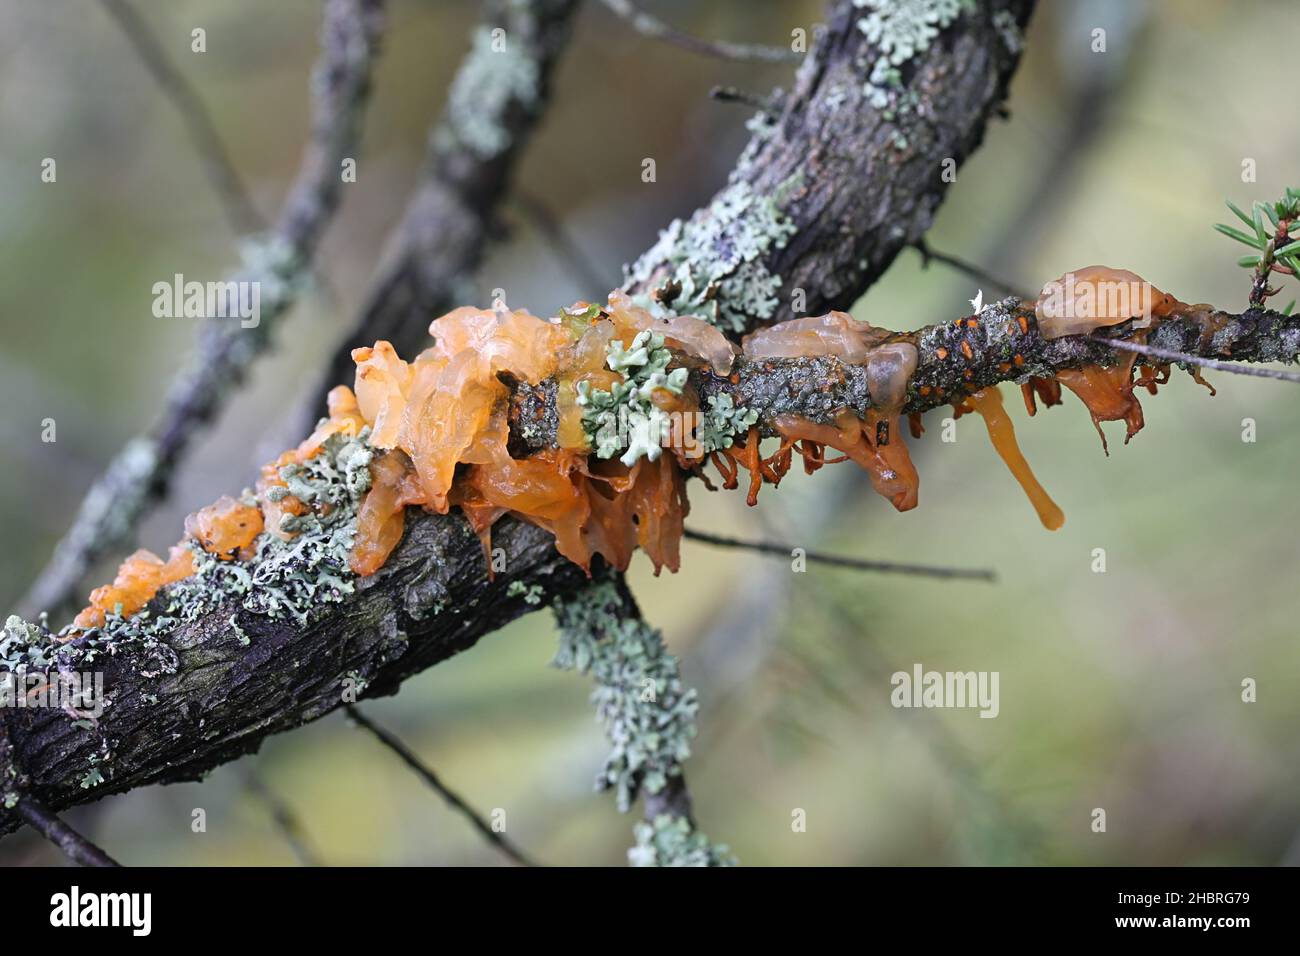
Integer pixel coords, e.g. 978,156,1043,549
1095,336,1300,384
709,84,780,117
15,797,121,867
513,191,606,295
343,705,538,867
599,0,800,63
913,239,1033,301
683,528,997,582
243,770,322,867
99,0,263,236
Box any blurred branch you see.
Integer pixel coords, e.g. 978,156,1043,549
344,705,538,866
99,0,264,236
20,0,387,620
682,528,996,582
708,84,781,117
598,0,800,63
243,769,322,866
297,0,580,430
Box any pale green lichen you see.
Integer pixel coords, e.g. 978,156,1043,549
856,0,975,134
553,580,734,866
629,814,734,867
438,26,539,159
506,580,544,605
578,330,688,466
551,581,698,813
624,180,798,334
855,0,973,64
698,393,759,454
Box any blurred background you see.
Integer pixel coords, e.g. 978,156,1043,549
1,0,1297,865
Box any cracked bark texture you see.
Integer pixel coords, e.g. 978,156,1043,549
625,0,1035,331
0,0,1036,836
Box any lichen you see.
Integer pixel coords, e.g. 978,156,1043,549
855,0,975,129
855,0,973,64
698,393,759,454
577,329,688,465
551,580,699,814
629,813,734,867
438,26,539,159
624,181,798,334
48,429,373,668
506,580,544,605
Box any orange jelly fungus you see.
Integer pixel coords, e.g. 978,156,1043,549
1034,265,1179,339
183,495,264,560
1054,348,1145,455
347,304,693,579
73,546,195,630
961,387,1065,531
773,409,920,512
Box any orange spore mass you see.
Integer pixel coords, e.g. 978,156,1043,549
963,387,1065,531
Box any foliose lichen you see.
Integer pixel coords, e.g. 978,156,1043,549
855,0,975,129
577,329,688,466
629,813,735,867
550,580,699,814
438,26,539,159
624,180,798,334
698,393,759,454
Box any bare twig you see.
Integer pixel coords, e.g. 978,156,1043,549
21,0,387,620
1095,336,1300,384
344,705,538,867
243,769,322,867
683,528,997,582
599,0,800,63
98,0,264,236
14,797,121,867
709,84,780,117
513,190,606,296
913,239,1033,301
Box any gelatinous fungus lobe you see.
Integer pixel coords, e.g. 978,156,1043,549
961,386,1065,531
